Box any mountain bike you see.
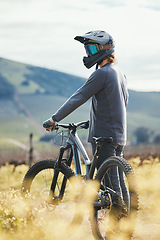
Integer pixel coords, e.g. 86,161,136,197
22,120,138,239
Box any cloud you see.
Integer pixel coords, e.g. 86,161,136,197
138,0,160,11
98,0,160,10
99,0,127,8
0,0,160,91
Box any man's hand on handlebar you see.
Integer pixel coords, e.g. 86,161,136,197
43,117,56,131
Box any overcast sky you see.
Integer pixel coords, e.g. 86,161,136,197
0,0,160,91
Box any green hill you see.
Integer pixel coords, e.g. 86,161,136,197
0,57,85,96
0,58,88,142
0,73,16,99
128,90,160,118
0,57,160,143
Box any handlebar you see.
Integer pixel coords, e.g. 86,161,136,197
55,120,89,131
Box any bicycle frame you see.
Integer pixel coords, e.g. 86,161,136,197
56,124,100,180
49,121,121,209
67,130,91,177
54,126,110,208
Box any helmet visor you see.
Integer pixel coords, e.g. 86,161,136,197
84,43,102,57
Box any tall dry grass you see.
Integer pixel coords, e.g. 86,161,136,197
0,158,160,239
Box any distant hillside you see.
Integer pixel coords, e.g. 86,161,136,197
0,57,85,97
126,90,160,138
128,90,160,118
0,57,160,141
24,65,86,96
0,73,16,99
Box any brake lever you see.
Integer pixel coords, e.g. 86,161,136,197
54,124,59,131
81,120,89,129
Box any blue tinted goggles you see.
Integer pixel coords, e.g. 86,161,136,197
84,43,102,56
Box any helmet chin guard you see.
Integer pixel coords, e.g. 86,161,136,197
83,48,114,69
75,30,115,69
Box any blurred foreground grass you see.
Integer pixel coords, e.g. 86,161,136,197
0,159,160,240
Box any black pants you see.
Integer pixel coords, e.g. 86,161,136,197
92,142,124,197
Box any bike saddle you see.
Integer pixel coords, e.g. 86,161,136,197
93,137,113,144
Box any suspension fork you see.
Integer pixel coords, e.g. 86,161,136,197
49,145,73,200
59,145,73,199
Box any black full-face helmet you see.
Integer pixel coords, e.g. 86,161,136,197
74,30,115,69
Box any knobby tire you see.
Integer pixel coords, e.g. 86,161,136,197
91,156,138,240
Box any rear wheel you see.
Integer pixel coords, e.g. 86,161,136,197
91,156,138,239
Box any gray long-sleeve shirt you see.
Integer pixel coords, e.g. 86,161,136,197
52,63,128,146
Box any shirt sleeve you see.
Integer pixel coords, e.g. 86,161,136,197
122,75,129,107
52,69,105,122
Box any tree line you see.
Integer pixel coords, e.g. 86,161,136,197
134,127,160,144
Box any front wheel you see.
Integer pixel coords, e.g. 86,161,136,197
22,159,83,230
91,156,138,240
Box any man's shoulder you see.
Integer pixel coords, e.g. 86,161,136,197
88,63,119,82
105,63,121,78
105,63,117,72
90,65,108,78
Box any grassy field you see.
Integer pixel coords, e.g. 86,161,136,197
0,94,90,147
0,116,43,141
19,94,90,124
127,112,160,138
0,153,160,239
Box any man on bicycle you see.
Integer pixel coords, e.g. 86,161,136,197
43,30,128,199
